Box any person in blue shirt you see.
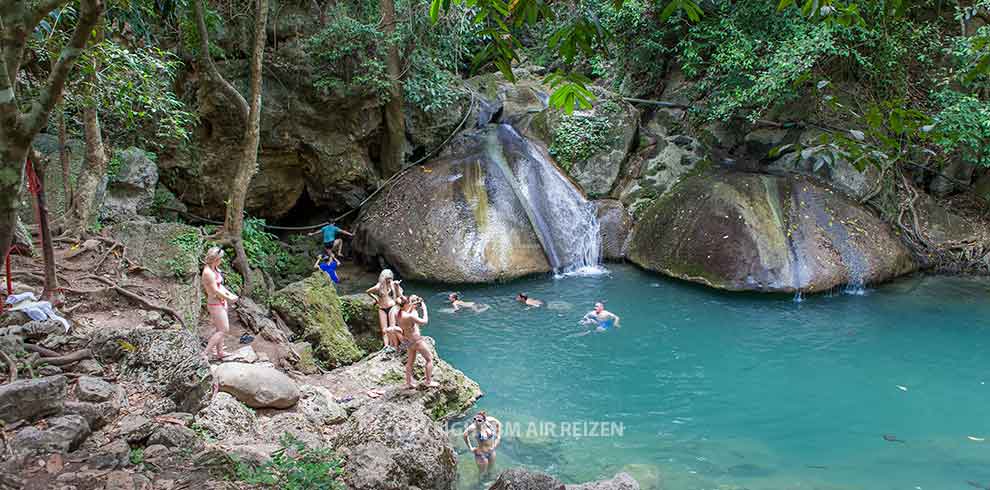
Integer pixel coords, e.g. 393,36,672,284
314,253,341,284
308,221,353,257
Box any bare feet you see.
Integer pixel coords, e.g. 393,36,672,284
419,381,440,389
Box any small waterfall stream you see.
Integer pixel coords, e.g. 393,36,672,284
796,185,869,293
485,124,603,274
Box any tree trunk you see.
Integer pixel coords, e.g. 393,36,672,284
68,106,107,238
59,109,72,214
29,152,58,299
380,0,406,176
0,144,30,276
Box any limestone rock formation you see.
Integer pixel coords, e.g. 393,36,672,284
593,199,634,260
629,171,917,293
271,273,364,367
213,362,301,409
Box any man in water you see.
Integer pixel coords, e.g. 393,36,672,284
314,252,340,284
308,221,353,257
397,295,439,389
448,293,490,313
515,292,543,308
581,302,620,331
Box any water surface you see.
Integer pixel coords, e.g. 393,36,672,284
412,265,990,490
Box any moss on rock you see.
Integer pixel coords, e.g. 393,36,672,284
271,274,363,368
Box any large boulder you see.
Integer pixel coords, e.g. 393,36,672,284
193,392,258,442
330,399,457,490
354,123,598,282
0,375,66,424
92,327,213,413
340,293,384,352
213,362,301,409
109,221,205,326
768,129,881,201
567,473,641,490
271,274,364,367
10,415,90,457
629,171,917,293
320,337,481,421
100,147,159,223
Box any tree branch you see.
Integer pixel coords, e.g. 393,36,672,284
191,0,249,124
25,0,105,135
30,0,67,27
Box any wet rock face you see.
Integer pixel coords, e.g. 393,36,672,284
593,199,634,261
353,127,551,283
100,147,159,223
629,171,917,293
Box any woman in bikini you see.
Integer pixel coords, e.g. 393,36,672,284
396,295,438,389
366,269,403,353
463,410,502,478
201,247,238,361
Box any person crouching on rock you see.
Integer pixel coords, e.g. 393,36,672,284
397,295,439,389
463,410,502,478
366,269,403,353
201,247,238,362
314,252,340,284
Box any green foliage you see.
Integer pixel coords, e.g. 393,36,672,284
930,89,990,167
305,6,392,100
166,228,204,278
548,114,613,170
242,218,291,277
235,434,345,490
129,447,144,466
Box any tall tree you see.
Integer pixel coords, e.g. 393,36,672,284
191,0,268,296
380,0,405,175
0,0,105,269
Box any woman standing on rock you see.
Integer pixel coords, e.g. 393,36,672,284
366,269,403,353
397,295,438,389
201,247,238,361
463,410,502,478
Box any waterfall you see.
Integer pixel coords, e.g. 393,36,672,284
795,185,868,294
486,124,603,274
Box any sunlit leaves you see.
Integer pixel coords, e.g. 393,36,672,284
776,0,863,27
545,71,594,114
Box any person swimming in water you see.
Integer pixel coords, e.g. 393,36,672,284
448,292,490,313
581,302,620,332
515,292,543,308
463,410,502,478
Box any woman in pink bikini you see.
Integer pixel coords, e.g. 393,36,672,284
201,247,238,361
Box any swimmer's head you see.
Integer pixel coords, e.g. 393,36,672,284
516,293,527,302
473,410,487,424
448,292,459,302
594,302,604,313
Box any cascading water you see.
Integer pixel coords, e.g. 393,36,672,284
485,123,603,274
795,185,869,294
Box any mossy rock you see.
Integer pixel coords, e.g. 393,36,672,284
271,274,363,368
340,294,383,352
629,171,917,293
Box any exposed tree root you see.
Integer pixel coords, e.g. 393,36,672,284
23,343,60,358
64,276,186,329
31,349,91,367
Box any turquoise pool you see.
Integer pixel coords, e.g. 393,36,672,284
411,265,990,490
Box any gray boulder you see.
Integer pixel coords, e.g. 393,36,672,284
331,399,457,490
11,415,90,456
194,392,258,442
0,375,66,423
629,171,917,293
487,470,641,490
91,326,212,413
76,376,117,403
101,147,159,223
567,473,641,490
63,400,119,431
117,414,156,443
297,384,348,426
768,129,881,201
213,362,301,409
148,423,204,451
